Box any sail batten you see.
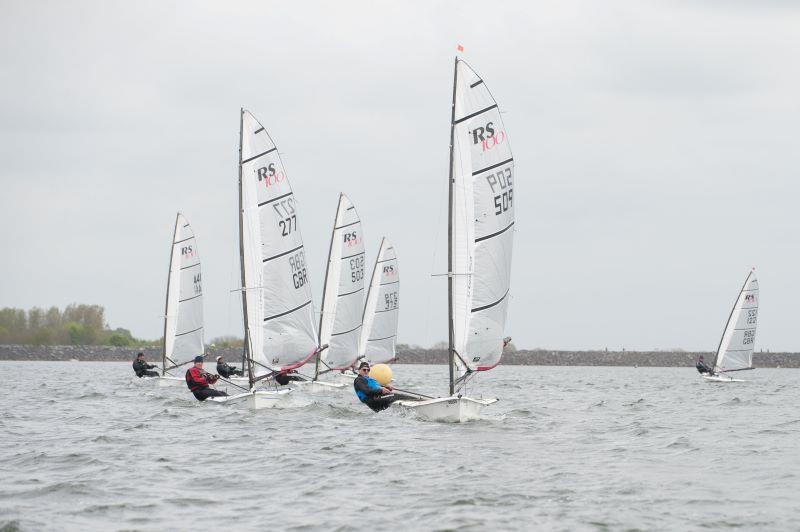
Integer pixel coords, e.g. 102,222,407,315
318,194,366,371
449,59,515,382
163,213,204,373
239,110,318,375
359,238,400,365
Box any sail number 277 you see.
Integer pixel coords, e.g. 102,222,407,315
273,197,297,237
486,167,513,215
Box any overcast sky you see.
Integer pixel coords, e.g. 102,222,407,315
1,0,798,351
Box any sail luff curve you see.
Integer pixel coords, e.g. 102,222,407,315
714,269,759,372
318,193,366,370
239,110,318,374
450,59,515,377
359,237,399,365
163,213,204,369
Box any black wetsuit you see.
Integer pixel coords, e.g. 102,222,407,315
696,361,714,375
216,362,243,378
275,372,304,386
133,359,158,378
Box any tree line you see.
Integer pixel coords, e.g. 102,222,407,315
0,304,156,347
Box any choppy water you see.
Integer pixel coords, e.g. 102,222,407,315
1,362,798,531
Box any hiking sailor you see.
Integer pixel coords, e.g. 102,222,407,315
186,356,228,401
132,352,158,378
696,355,714,375
215,356,243,378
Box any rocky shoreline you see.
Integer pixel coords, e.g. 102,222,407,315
1,344,798,367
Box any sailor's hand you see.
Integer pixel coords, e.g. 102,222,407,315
381,387,391,394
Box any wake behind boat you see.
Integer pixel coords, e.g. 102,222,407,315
397,56,514,422
701,269,759,383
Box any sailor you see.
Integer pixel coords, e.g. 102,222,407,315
353,361,397,412
185,356,228,401
274,369,304,386
696,355,714,375
215,356,243,378
132,352,158,378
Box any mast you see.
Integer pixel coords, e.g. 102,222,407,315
315,192,344,379
237,108,255,389
713,270,753,370
161,213,180,376
447,56,458,396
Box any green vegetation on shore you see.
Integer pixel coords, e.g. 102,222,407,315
0,304,157,347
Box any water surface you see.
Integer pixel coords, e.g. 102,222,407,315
0,362,798,531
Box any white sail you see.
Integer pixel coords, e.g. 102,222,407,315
451,59,514,376
239,110,318,373
359,237,399,365
714,269,759,372
318,193,366,370
163,213,204,368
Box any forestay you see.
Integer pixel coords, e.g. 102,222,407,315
359,237,399,365
239,110,318,373
163,213,204,368
714,269,759,372
450,59,515,376
318,193,366,370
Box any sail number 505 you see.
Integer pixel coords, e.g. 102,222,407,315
486,167,513,215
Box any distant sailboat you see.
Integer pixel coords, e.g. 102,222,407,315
359,237,400,365
158,213,204,387
211,109,322,407
398,57,513,421
703,269,759,383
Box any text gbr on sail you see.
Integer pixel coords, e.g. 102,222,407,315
289,250,308,289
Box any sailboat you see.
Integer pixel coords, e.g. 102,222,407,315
703,269,759,383
305,193,365,392
359,237,400,366
158,213,204,387
397,57,514,422
210,109,322,408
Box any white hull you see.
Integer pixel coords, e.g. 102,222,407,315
702,374,746,383
157,375,185,387
207,388,294,409
292,380,347,394
336,372,356,385
396,396,498,423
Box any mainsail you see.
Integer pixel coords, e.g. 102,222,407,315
449,58,515,390
163,213,205,372
359,237,400,365
317,193,366,372
239,109,318,377
713,269,759,373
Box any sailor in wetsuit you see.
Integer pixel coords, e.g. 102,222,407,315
132,352,158,378
696,355,714,375
353,361,397,412
274,370,304,386
185,356,228,401
215,356,243,378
